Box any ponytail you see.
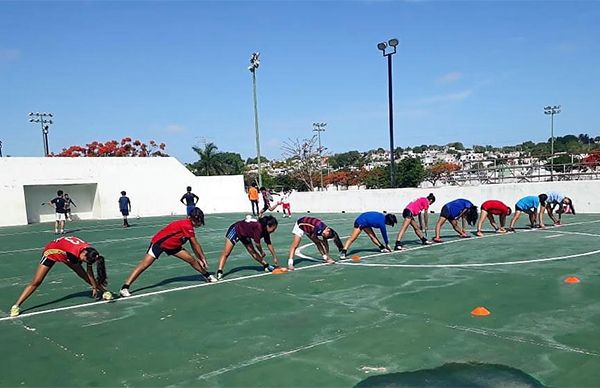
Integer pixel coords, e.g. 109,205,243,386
465,206,478,226
427,193,436,203
329,229,344,252
96,256,107,286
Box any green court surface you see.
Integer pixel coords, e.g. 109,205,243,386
1,212,600,387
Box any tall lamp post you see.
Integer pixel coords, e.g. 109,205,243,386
377,38,399,187
313,122,327,190
544,105,561,181
248,52,263,187
28,112,54,156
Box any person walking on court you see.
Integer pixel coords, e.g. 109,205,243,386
45,190,67,234
287,216,343,270
394,193,435,250
248,183,260,216
119,191,132,227
508,194,547,231
216,215,279,280
258,187,272,217
339,212,397,259
64,193,77,221
432,199,478,242
119,207,216,297
180,186,199,216
476,200,511,237
9,235,108,317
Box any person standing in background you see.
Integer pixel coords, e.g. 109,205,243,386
119,191,132,227
248,182,259,216
46,190,67,234
180,186,199,215
64,193,77,221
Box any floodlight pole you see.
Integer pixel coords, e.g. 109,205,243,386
544,105,561,182
378,39,399,187
28,112,54,156
249,52,263,187
313,122,327,190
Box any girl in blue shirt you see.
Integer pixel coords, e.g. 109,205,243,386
539,192,575,227
339,212,397,259
508,194,547,231
432,199,478,242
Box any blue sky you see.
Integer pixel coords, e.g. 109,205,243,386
1,1,599,163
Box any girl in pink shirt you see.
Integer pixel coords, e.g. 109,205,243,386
394,193,436,250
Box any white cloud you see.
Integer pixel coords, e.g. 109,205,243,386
0,49,20,61
164,124,187,134
416,89,473,104
436,71,462,85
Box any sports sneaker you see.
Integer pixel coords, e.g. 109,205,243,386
380,247,391,253
205,274,218,283
245,215,252,222
264,264,275,272
339,250,347,259
119,288,131,297
394,242,403,251
10,305,20,317
433,237,443,243
216,271,224,281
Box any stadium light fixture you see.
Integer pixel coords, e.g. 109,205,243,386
28,112,54,156
377,37,399,187
543,105,561,181
249,52,263,187
313,122,327,190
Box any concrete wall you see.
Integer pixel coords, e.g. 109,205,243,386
0,157,248,227
289,180,599,214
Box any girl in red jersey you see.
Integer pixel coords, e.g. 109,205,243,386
216,215,279,280
119,207,216,297
9,236,108,317
287,216,344,270
476,200,512,237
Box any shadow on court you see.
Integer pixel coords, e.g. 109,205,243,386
25,290,92,313
355,362,546,387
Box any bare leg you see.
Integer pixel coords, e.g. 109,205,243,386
394,218,412,246
123,254,156,287
173,249,209,275
217,239,235,272
434,217,447,241
363,227,383,248
342,227,362,251
476,209,488,236
14,264,52,307
509,211,522,229
287,234,302,269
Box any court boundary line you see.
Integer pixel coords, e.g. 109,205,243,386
1,218,598,322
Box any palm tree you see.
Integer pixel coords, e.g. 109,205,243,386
191,142,224,176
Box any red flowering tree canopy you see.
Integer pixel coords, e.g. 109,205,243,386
55,138,168,157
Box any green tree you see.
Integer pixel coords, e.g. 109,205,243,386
190,142,225,176
362,167,389,189
395,157,425,187
246,156,270,164
328,151,364,169
214,152,245,175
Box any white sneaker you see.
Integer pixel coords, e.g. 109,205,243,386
206,274,218,283
119,288,131,297
10,305,20,317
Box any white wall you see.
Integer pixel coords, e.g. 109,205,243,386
0,157,248,227
289,181,599,214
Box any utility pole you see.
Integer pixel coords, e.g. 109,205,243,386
544,105,561,182
313,122,327,190
377,38,399,187
28,112,54,156
249,52,263,187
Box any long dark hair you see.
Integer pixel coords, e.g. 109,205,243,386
427,193,436,203
259,215,278,231
539,194,548,206
328,228,344,251
465,206,478,226
84,247,107,286
189,207,205,226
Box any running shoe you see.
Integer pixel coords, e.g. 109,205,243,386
10,305,20,317
119,288,131,297
205,274,218,283
264,264,275,272
216,270,224,281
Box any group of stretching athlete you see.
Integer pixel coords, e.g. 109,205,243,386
8,191,574,318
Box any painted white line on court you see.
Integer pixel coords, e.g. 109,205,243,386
540,230,600,238
544,234,565,239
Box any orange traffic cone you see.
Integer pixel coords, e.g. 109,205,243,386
471,306,491,317
351,255,361,261
564,276,580,284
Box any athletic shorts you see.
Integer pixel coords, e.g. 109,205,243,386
40,255,57,268
515,205,533,214
402,209,414,219
147,243,182,259
292,222,305,237
226,225,252,245
440,205,455,220
282,203,290,210
55,213,66,221
120,209,129,216
354,221,369,230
